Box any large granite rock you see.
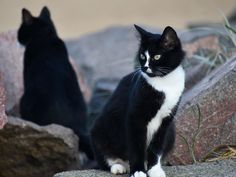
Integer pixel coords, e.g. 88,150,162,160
170,57,236,165
182,35,221,90
0,117,79,177
0,78,7,129
0,31,24,113
54,159,236,177
87,79,119,127
66,26,142,88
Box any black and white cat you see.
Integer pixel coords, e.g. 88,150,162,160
18,7,93,159
90,25,185,177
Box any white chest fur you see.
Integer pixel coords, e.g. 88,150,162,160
142,66,185,146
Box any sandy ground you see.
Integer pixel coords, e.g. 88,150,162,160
0,0,235,39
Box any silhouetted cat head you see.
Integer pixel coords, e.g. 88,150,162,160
134,25,185,77
18,6,57,46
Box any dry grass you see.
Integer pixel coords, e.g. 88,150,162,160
203,145,236,162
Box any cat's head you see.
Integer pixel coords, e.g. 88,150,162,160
18,6,57,45
135,25,185,77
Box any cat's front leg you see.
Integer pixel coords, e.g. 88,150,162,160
147,117,175,177
127,117,147,177
147,156,166,177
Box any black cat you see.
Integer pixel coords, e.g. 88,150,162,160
90,25,185,177
18,7,93,159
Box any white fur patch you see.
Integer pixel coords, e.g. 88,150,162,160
144,51,150,67
107,158,129,174
110,164,127,174
142,66,185,146
148,165,166,177
131,171,147,177
148,156,166,177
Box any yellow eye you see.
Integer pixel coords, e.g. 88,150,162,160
154,55,161,60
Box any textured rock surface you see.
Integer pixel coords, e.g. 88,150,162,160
0,30,24,113
0,117,79,177
170,57,236,165
87,78,119,127
184,62,209,91
66,26,142,88
0,78,7,129
54,159,236,177
69,57,92,102
182,34,232,91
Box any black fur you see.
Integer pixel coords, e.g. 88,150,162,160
134,24,184,77
90,25,185,175
18,7,93,159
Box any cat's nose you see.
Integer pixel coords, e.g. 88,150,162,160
143,66,149,71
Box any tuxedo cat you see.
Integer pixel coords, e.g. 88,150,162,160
90,25,185,177
18,7,93,159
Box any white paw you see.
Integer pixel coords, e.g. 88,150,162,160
148,165,166,177
110,164,127,174
131,171,147,177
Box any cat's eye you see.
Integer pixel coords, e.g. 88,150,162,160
140,53,146,60
154,55,161,60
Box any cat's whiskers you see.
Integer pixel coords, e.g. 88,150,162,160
153,70,165,76
156,67,172,75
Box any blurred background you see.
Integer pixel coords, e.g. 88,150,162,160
0,0,235,39
0,1,236,177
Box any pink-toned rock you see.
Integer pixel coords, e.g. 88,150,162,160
0,77,7,129
0,30,24,113
0,30,90,116
69,57,91,103
182,35,221,58
169,57,236,165
184,62,209,91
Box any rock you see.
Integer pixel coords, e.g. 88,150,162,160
69,57,92,103
54,159,236,177
228,8,236,24
169,57,236,165
182,34,224,90
165,159,236,177
0,116,79,177
0,30,24,113
180,26,236,90
184,61,209,91
182,35,221,58
66,26,144,88
0,30,90,115
0,78,7,129
54,169,124,177
87,79,119,128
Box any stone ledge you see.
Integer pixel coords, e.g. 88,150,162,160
54,159,236,177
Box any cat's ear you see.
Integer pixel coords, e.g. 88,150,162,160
160,26,180,50
39,6,51,20
134,24,152,41
22,8,33,25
